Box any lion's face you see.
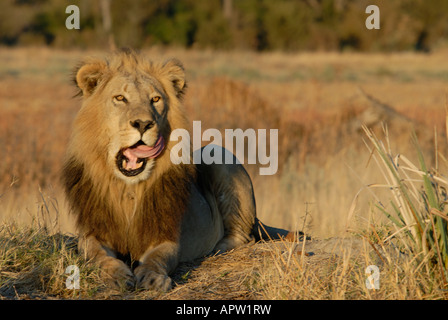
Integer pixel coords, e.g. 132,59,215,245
104,75,168,182
72,51,186,184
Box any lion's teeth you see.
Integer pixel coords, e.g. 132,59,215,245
122,159,127,169
135,161,143,169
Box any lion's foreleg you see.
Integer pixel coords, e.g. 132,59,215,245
134,241,179,291
78,234,136,289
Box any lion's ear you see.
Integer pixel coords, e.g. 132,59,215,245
162,58,186,97
74,60,107,96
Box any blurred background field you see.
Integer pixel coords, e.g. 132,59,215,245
1,46,448,239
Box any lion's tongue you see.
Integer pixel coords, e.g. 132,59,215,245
122,136,165,170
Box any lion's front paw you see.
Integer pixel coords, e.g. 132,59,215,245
102,258,136,290
134,265,172,292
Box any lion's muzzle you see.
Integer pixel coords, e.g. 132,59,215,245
130,119,155,135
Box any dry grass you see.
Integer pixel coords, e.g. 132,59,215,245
1,224,445,300
0,46,448,299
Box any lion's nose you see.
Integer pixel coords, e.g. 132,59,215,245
130,119,155,135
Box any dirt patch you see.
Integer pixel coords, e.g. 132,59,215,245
159,236,402,300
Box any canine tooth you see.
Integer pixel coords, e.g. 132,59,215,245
122,159,127,169
135,161,143,169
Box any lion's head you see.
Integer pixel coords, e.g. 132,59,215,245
70,49,188,184
63,50,197,260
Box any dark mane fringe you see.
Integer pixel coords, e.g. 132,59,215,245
62,156,197,260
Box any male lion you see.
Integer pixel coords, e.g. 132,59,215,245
62,49,293,291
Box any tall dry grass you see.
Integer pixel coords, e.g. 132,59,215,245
356,125,448,294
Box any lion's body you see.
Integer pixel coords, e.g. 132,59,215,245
63,50,289,291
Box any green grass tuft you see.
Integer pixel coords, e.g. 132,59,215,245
363,125,448,293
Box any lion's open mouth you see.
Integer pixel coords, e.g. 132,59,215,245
116,136,165,177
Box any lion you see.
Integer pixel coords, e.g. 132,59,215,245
62,49,294,291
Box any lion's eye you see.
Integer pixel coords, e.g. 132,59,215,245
152,96,161,103
114,95,126,102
